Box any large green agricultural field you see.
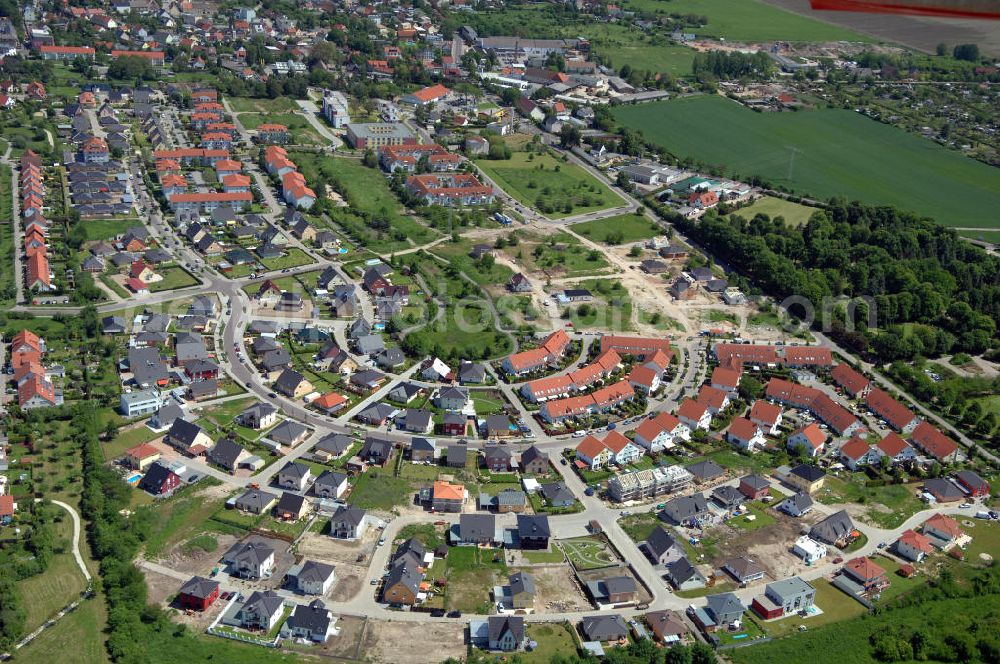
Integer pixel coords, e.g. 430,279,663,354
476,152,618,219
620,0,872,42
614,95,1000,229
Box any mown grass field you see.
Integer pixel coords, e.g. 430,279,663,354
572,212,662,244
292,152,440,252
614,96,1000,229
730,196,820,227
476,152,617,219
620,0,872,42
227,96,300,113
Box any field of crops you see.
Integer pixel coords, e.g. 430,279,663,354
614,96,1000,229
621,0,872,42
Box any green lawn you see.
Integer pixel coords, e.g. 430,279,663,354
140,484,227,557
521,548,567,564
476,152,617,219
572,212,662,244
102,424,160,461
236,112,324,145
16,595,109,664
815,477,924,529
260,247,313,271
349,468,414,511
402,301,513,362
603,43,695,76
227,96,301,113
762,579,867,638
614,96,1000,229
621,0,872,42
518,230,613,278
291,152,440,252
437,547,508,614
558,537,616,570
16,516,89,633
81,219,137,241
730,196,821,227
619,512,662,543
149,266,200,292
726,501,776,532
430,240,514,286
518,623,578,662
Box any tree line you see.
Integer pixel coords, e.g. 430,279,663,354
671,200,999,363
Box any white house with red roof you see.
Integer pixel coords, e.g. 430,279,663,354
876,433,917,465
628,364,660,394
602,430,643,465
921,513,963,548
711,366,741,394
895,529,933,563
749,400,782,435
575,435,612,470
909,422,960,463
633,412,688,452
697,385,730,415
786,423,826,457
677,399,710,432
726,417,766,453
839,436,883,471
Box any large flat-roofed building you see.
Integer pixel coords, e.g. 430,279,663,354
322,90,350,128
345,122,416,149
608,465,693,503
476,36,587,58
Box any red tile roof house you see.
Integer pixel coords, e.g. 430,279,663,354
222,174,252,193
697,385,730,415
786,423,826,458
633,412,688,452
831,363,871,398
726,417,766,453
0,495,16,524
876,433,917,465
909,422,960,463
169,191,251,213
599,335,674,362
749,400,782,435
841,557,890,596
601,430,643,465
895,530,934,563
401,83,453,106
711,366,741,394
628,364,660,394
839,436,883,471
501,330,571,376
575,435,612,470
921,513,963,548
405,173,494,207
781,346,833,368
677,398,711,432
865,388,920,433
521,374,573,403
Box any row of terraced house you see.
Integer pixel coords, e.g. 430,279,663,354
20,150,53,292
264,145,317,210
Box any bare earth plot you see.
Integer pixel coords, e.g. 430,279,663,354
763,0,1000,56
365,621,467,664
